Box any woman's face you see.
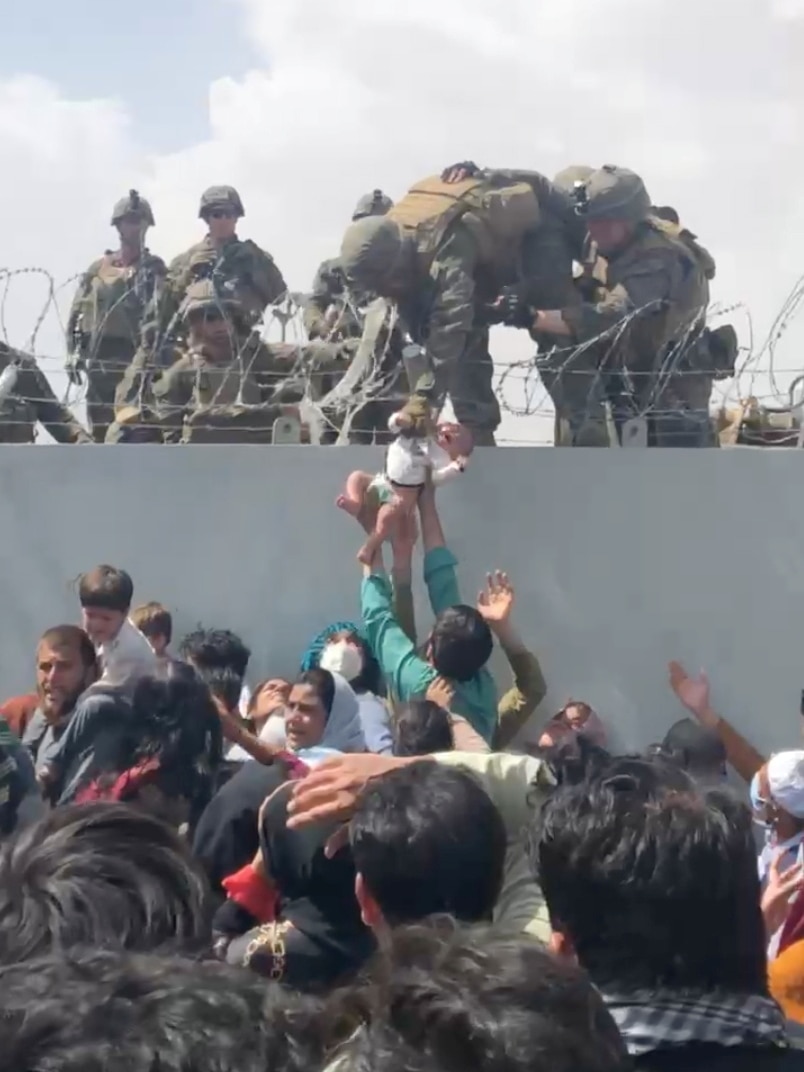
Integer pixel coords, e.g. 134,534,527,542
284,683,328,751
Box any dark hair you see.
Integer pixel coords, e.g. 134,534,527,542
179,628,251,677
331,922,630,1072
179,629,251,709
0,949,324,1072
131,602,173,644
0,803,212,962
428,605,493,682
126,674,224,820
656,719,727,781
531,755,767,994
393,701,453,757
78,565,134,612
350,762,505,925
38,625,98,671
535,734,611,787
295,668,336,717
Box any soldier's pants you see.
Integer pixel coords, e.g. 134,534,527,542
86,339,136,444
613,373,718,448
447,327,500,446
535,338,611,447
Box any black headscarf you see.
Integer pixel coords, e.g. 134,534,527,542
221,782,374,991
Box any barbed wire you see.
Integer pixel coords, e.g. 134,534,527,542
0,262,802,445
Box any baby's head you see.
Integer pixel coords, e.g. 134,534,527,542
437,422,474,460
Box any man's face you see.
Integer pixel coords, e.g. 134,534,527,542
189,308,235,351
36,639,94,721
81,606,125,646
116,215,148,246
586,218,633,256
204,208,237,241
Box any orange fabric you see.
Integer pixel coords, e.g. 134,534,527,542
0,693,38,737
769,939,804,1024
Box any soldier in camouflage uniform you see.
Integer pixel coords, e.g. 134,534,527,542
0,342,90,444
304,190,406,445
523,165,612,446
303,190,394,341
113,280,352,445
528,165,720,447
143,186,287,363
66,191,166,443
339,165,579,446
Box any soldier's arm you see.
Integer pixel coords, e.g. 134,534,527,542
482,168,575,222
18,357,91,443
425,229,480,405
151,359,194,441
245,242,288,307
141,253,186,357
558,251,678,343
65,262,100,353
303,260,340,338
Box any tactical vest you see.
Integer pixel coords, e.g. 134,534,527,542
180,240,263,324
610,221,712,363
77,258,146,341
388,175,541,273
648,216,717,281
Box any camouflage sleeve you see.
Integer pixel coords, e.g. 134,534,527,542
114,344,159,416
245,242,287,308
560,250,678,343
151,358,194,440
65,261,100,353
483,168,575,222
303,259,342,338
424,227,480,404
141,252,187,354
17,357,91,443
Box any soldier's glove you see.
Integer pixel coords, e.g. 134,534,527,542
65,357,85,388
441,161,482,183
492,288,534,330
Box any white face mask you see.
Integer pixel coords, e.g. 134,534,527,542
319,639,364,683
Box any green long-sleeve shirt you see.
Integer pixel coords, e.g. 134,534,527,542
361,546,498,742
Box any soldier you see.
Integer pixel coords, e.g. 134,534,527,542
118,280,351,445
144,185,287,362
0,342,90,444
528,165,612,446
66,191,166,443
339,167,577,446
303,189,394,341
527,165,720,447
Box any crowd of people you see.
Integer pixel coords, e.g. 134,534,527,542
1,479,804,1071
0,159,742,448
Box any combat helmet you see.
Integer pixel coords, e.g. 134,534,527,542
111,189,155,227
578,165,652,223
179,279,241,320
352,189,394,221
552,166,594,194
340,215,406,290
198,185,245,219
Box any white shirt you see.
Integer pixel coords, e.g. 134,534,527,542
96,618,159,692
378,420,465,488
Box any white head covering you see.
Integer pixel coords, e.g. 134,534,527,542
319,639,363,684
318,672,366,753
768,751,804,819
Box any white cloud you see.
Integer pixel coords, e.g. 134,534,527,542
0,0,801,443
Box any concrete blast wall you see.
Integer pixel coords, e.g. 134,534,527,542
1,445,802,756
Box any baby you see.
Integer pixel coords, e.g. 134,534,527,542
337,390,473,564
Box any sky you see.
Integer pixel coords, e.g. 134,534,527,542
1,0,803,444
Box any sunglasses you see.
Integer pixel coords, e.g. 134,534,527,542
207,209,236,220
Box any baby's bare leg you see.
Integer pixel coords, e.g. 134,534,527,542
336,470,373,517
357,488,418,565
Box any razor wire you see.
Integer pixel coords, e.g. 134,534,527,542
0,261,803,444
